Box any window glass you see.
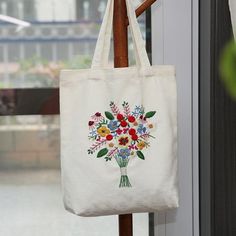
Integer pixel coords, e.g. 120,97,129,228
0,1,150,235
0,0,146,88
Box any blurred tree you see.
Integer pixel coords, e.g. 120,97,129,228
220,40,236,100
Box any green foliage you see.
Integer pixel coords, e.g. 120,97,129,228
17,55,92,85
145,111,156,118
220,40,236,100
136,150,145,160
105,157,112,161
19,55,49,72
0,81,5,89
105,111,114,120
97,148,108,158
63,55,92,69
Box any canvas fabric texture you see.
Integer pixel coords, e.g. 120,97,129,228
60,0,179,217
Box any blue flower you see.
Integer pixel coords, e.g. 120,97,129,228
137,124,147,134
108,120,119,131
89,129,97,137
119,148,131,159
132,105,144,117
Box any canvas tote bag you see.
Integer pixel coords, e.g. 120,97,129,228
60,0,179,217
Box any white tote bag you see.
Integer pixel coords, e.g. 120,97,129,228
60,0,178,217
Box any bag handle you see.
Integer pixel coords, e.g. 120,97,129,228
91,0,113,69
125,0,151,68
91,0,151,69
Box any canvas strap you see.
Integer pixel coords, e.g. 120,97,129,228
91,0,151,69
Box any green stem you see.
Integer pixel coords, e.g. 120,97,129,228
119,167,132,188
119,175,132,188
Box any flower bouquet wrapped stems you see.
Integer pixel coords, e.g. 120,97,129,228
115,155,132,188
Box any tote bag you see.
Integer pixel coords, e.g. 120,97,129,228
60,0,179,217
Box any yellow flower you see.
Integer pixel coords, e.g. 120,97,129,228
137,141,146,150
148,124,154,129
97,126,110,137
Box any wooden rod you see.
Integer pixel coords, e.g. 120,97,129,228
135,0,157,18
119,214,133,236
126,0,157,26
113,0,132,235
113,0,156,235
113,0,128,67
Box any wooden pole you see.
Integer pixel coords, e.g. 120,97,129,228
126,0,157,26
113,0,132,235
113,0,156,235
113,0,129,67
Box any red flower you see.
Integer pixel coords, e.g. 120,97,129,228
116,128,122,135
106,134,113,141
117,113,124,121
95,112,101,117
118,137,129,146
123,128,129,134
128,144,138,150
131,134,138,141
128,128,136,135
120,120,128,127
128,115,135,123
88,121,94,126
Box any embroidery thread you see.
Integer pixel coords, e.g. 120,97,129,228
88,101,156,188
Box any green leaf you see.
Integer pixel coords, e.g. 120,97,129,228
145,111,156,118
88,149,93,155
97,148,108,158
136,151,145,160
105,111,114,120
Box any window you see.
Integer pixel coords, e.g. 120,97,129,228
0,1,151,235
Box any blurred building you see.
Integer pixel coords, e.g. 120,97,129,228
0,0,145,88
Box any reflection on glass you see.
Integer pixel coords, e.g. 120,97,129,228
0,115,60,169
0,1,149,235
0,0,145,89
0,115,149,235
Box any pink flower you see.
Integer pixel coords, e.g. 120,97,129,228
92,112,104,122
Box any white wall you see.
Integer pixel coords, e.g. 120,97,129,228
152,0,199,235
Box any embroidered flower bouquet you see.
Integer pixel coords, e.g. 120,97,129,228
88,101,156,188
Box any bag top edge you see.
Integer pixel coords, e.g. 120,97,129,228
61,65,175,72
60,65,175,78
